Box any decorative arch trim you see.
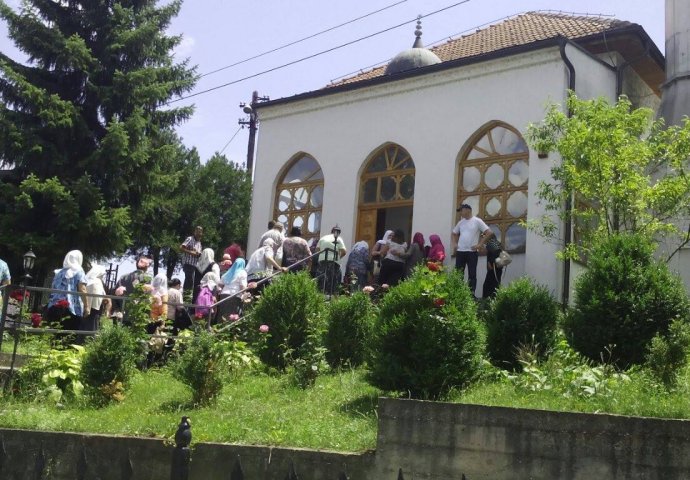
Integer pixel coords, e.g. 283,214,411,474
273,152,324,242
456,121,529,253
359,143,416,207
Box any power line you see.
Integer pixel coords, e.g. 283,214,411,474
167,0,471,105
219,126,243,154
199,0,408,79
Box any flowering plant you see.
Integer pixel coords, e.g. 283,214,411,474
259,324,269,333
55,299,70,309
228,314,240,322
426,261,441,272
10,289,28,302
31,313,42,327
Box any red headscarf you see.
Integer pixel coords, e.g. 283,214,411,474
224,243,243,262
428,234,446,262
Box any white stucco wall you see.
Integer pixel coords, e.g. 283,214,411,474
249,45,624,298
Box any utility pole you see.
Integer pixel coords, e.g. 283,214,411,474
239,91,269,177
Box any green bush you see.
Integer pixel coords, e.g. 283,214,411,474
172,331,225,406
80,326,139,404
646,317,690,387
15,345,85,403
251,272,326,371
368,267,485,398
565,233,690,368
325,292,376,368
485,277,559,370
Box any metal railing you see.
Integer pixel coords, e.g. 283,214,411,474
0,247,345,380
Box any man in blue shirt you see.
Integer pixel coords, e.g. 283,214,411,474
0,257,10,287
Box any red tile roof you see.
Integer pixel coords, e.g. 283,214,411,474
330,11,632,86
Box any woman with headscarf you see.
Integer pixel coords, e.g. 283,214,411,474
224,243,243,263
246,238,286,280
371,230,393,281
150,273,168,322
378,229,408,287
82,264,109,332
428,234,447,264
46,250,88,331
217,257,248,321
345,240,371,289
195,271,220,319
404,232,427,277
193,248,219,303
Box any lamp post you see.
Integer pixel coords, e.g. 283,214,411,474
5,248,37,389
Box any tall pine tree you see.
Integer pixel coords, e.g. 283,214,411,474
0,0,195,276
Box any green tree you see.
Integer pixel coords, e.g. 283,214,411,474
0,0,195,273
156,152,251,277
527,93,690,260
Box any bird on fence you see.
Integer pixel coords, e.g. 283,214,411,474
175,416,192,448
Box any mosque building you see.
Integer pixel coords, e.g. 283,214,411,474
247,11,677,299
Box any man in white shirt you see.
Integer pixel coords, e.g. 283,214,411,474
316,225,348,294
451,204,493,297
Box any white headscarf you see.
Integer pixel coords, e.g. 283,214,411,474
200,271,220,291
151,273,168,297
59,250,83,279
377,230,394,246
85,264,106,286
196,248,215,273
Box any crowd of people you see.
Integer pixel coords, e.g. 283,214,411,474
0,203,506,336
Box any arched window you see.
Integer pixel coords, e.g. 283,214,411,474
457,122,529,252
356,144,415,248
274,154,324,243
360,144,415,205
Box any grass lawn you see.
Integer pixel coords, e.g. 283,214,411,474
4,355,690,452
0,368,381,452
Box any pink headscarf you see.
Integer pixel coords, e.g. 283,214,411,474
428,235,446,262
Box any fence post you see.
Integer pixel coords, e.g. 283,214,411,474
0,286,9,352
171,416,191,480
397,468,404,480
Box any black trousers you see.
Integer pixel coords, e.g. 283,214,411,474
378,258,405,287
182,264,197,295
482,252,503,299
455,251,479,296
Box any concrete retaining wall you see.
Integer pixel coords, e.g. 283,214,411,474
2,399,690,479
376,399,690,479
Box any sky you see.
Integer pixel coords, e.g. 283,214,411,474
0,0,666,276
0,0,666,166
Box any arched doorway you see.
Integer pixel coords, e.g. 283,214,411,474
356,143,415,247
456,121,529,252
273,153,324,244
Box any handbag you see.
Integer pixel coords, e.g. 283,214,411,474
495,250,512,268
485,237,503,254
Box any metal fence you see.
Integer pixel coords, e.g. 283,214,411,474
0,248,343,387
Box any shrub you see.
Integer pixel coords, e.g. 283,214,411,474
646,317,690,387
368,267,485,398
15,345,85,403
172,331,225,406
80,326,139,404
251,272,326,371
325,292,376,368
509,336,631,399
485,277,559,370
565,233,690,368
